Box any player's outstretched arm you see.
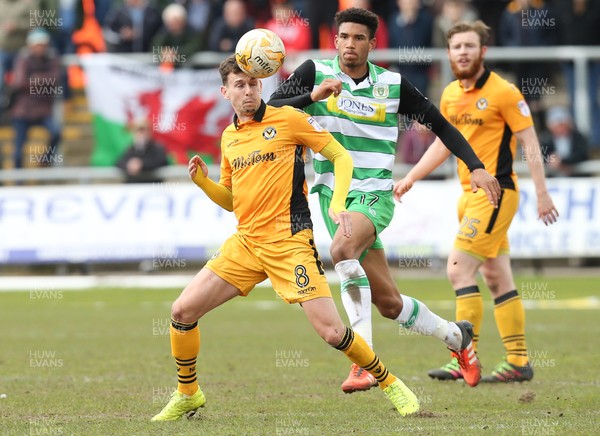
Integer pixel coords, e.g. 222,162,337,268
397,79,500,205
515,126,559,225
426,112,501,205
188,155,233,212
393,138,450,202
268,60,317,108
319,139,353,238
269,59,342,108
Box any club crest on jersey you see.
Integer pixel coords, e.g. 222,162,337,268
476,98,488,110
262,126,277,140
373,83,389,99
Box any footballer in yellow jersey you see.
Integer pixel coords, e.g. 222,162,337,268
395,21,558,384
218,102,331,243
152,55,421,422
441,68,532,259
207,103,338,301
441,68,533,193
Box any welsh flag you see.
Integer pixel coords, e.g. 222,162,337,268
81,54,234,166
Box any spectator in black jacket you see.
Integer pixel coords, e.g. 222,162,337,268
555,0,600,149
180,0,217,37
540,106,589,177
103,0,162,53
498,0,557,128
117,118,169,183
208,0,254,52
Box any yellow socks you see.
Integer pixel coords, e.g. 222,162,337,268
456,286,529,366
493,290,528,366
170,319,200,396
334,327,397,389
455,285,483,352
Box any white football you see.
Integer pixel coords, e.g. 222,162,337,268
235,29,286,79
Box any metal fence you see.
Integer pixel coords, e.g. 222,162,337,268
1,160,598,184
1,46,598,183
63,45,600,137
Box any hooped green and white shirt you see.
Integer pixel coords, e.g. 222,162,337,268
306,58,401,197
268,58,485,198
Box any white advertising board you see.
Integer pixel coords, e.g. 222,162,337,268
0,178,598,264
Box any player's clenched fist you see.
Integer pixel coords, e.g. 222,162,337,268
311,78,342,102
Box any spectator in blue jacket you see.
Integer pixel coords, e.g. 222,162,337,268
388,0,433,96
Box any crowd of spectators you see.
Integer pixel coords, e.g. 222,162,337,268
0,0,598,171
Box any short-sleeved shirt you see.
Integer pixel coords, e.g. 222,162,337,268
440,68,534,191
219,101,332,243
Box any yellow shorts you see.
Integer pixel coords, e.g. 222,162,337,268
454,189,519,260
205,229,331,304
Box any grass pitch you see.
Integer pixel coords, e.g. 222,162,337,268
1,275,599,435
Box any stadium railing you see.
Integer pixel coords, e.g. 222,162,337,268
1,46,598,184
1,160,598,184
61,45,600,138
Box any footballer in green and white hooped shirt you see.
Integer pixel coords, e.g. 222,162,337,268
270,7,500,395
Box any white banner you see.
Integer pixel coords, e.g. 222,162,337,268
385,178,600,259
0,178,598,263
0,183,238,263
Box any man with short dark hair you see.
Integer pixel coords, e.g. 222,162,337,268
270,7,498,392
151,55,420,422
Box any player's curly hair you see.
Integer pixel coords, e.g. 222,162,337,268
219,55,243,85
446,20,491,47
334,7,379,39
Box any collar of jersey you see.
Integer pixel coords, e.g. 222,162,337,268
333,56,377,85
460,66,491,92
233,100,267,129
